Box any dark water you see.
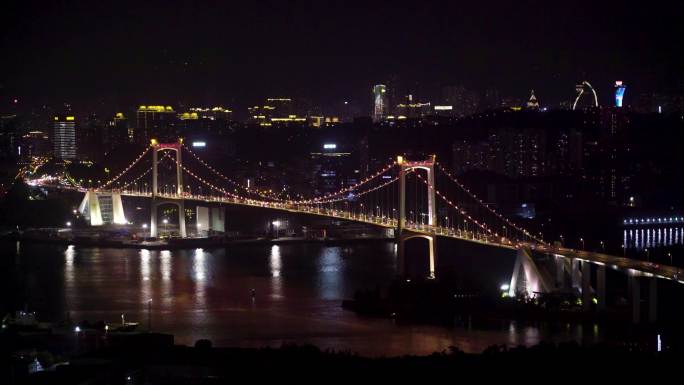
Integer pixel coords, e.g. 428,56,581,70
0,240,604,356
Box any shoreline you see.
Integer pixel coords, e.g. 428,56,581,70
0,233,395,250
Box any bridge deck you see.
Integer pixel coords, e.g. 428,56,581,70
29,186,684,284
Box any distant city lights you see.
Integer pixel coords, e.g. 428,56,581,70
623,217,684,225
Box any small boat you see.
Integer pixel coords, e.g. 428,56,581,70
105,313,139,332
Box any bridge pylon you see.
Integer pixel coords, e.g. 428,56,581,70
150,138,187,238
396,155,438,279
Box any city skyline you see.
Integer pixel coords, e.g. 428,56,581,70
3,1,684,376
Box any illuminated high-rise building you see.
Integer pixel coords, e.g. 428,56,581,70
53,114,77,159
135,105,177,143
372,84,387,122
396,94,431,118
188,106,233,121
614,81,626,107
248,98,306,126
526,90,540,110
106,112,129,150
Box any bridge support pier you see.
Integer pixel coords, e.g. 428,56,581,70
649,277,657,323
629,274,640,324
111,192,128,224
508,248,552,297
79,190,104,226
582,261,592,312
150,198,186,238
397,234,438,279
596,264,606,312
555,256,565,290
149,139,187,238
571,258,581,293
395,155,438,280
150,201,158,237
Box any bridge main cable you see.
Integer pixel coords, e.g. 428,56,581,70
435,161,546,245
181,144,284,202
98,146,152,190
291,160,398,204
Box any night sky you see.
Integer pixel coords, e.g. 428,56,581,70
2,1,683,115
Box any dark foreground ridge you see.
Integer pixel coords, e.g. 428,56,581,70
2,332,681,383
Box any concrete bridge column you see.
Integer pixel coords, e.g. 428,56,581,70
426,157,436,226
178,200,187,238
397,235,437,279
629,274,640,324
582,260,592,312
150,199,158,237
427,236,437,279
649,277,657,323
596,264,606,312
210,206,225,232
397,240,406,277
176,146,183,196
555,256,565,289
152,145,158,196
571,258,581,292
111,192,127,224
396,156,406,278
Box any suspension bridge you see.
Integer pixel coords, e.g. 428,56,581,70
24,139,684,322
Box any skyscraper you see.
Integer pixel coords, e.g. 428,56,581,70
53,115,76,159
526,90,540,110
106,112,129,151
372,84,387,122
614,81,626,107
135,105,177,144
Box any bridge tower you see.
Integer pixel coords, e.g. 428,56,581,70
396,155,438,279
150,139,187,238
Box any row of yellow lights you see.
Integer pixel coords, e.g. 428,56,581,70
304,174,403,205
414,172,493,235
98,147,152,189
435,162,544,244
291,161,397,204
118,151,176,191
181,144,284,201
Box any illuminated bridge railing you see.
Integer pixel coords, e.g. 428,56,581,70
117,190,522,247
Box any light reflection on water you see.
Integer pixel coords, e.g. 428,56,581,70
6,242,602,356
624,226,684,250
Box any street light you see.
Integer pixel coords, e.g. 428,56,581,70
579,237,585,250
668,252,673,265
600,240,605,252
163,218,168,234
